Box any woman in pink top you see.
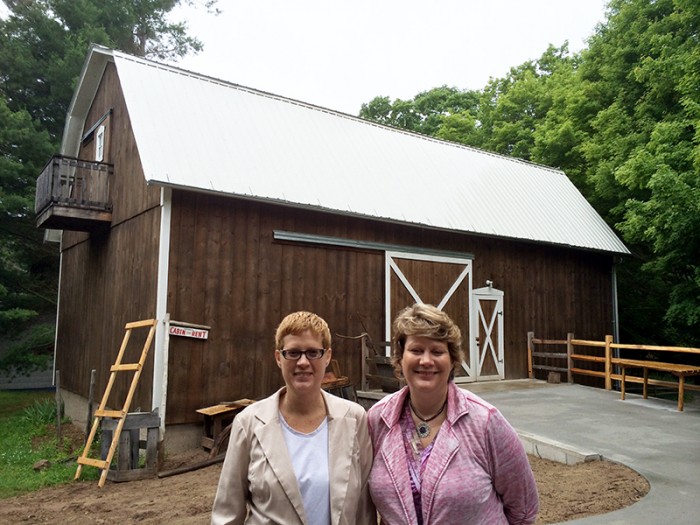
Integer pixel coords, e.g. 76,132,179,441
368,304,538,525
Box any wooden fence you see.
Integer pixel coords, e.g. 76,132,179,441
527,332,700,410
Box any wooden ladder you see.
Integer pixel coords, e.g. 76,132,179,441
75,319,158,487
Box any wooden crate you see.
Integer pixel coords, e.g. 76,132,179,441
101,411,160,482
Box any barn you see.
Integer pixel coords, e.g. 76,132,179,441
35,45,628,450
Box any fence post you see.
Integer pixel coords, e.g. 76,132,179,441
527,331,534,379
604,334,613,390
566,333,574,383
55,370,62,442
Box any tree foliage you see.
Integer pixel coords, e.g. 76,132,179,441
360,0,700,346
360,86,482,138
0,0,217,356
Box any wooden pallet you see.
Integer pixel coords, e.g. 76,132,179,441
74,319,158,487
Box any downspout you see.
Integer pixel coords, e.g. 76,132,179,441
611,258,621,390
53,233,64,388
384,253,392,354
153,186,172,438
611,260,620,343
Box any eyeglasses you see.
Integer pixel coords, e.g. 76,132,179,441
280,348,326,360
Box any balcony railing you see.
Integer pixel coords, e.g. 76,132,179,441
35,155,113,231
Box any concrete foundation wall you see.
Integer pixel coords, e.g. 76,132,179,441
60,389,203,454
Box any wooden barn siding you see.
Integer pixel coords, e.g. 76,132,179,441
55,61,161,409
165,191,614,424
56,211,160,410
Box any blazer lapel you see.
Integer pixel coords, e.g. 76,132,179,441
254,395,307,524
327,397,355,525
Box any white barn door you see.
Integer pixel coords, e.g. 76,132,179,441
471,286,504,380
385,251,475,380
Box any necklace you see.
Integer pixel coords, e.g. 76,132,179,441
409,399,447,439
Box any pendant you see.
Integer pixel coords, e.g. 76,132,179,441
416,422,431,439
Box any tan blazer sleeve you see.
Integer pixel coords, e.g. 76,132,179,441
211,415,251,525
326,392,376,525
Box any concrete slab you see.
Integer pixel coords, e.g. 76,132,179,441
470,381,700,525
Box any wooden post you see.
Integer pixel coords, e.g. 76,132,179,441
678,376,686,412
604,334,613,390
361,335,369,391
643,368,649,399
566,333,574,383
55,370,62,442
620,365,626,400
86,369,96,442
527,331,534,379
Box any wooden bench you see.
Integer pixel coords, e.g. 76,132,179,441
197,399,255,450
617,359,700,411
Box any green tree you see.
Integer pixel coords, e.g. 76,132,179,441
0,98,55,334
360,45,577,162
359,86,481,137
0,0,218,366
478,44,575,161
580,0,700,344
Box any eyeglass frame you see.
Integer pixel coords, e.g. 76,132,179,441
279,348,327,360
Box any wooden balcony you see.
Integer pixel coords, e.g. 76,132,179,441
35,155,113,232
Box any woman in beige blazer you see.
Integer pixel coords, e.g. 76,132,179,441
211,311,376,525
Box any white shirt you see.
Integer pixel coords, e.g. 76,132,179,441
279,413,331,525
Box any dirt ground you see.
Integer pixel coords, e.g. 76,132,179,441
0,424,649,524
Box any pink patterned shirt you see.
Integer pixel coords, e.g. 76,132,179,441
368,383,539,525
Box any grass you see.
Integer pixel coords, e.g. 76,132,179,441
0,390,98,498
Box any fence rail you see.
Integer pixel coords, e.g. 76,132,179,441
527,332,700,403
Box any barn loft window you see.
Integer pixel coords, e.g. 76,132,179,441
81,108,113,145
95,125,105,161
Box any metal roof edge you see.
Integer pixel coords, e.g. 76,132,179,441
60,44,114,157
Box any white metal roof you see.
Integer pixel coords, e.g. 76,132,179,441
62,45,629,255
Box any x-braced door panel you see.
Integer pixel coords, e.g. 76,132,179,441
472,286,504,380
385,251,474,379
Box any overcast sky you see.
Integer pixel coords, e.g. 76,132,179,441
0,1,609,115
168,0,609,115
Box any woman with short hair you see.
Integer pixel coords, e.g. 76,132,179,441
212,311,376,525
